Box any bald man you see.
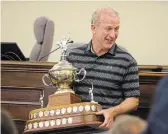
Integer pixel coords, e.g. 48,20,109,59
67,7,140,132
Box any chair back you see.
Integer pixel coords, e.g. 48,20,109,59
29,16,54,61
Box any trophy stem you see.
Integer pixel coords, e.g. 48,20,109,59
54,83,74,94
60,50,66,61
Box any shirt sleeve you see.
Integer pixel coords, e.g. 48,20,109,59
122,59,140,98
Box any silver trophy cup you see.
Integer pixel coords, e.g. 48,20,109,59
42,35,86,94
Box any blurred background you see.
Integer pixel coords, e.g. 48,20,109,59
1,1,168,64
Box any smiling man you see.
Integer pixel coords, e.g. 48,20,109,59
91,8,120,56
67,7,140,132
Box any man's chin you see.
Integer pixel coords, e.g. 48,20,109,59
105,43,114,49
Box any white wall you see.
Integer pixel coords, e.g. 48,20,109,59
1,1,168,65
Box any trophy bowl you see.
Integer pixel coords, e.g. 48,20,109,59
42,60,86,94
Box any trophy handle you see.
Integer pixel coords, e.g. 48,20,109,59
74,68,86,82
42,74,52,86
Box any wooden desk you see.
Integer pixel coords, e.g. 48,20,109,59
1,61,168,133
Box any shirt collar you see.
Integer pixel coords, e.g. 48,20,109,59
85,40,92,52
85,40,117,56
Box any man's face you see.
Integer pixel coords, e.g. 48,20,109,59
91,14,120,50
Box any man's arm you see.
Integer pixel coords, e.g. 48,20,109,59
110,97,139,117
96,59,140,129
96,97,139,129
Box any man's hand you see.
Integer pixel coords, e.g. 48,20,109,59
95,108,115,129
95,97,139,129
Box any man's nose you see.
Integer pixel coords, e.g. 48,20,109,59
109,29,116,39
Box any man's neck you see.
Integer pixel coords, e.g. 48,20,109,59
92,40,109,56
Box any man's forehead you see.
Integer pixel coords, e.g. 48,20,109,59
98,17,120,26
95,22,120,29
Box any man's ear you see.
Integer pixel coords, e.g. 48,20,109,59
91,24,96,34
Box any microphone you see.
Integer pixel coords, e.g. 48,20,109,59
38,47,60,61
38,40,74,61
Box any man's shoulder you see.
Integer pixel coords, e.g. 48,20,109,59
71,43,87,50
66,42,88,56
116,45,137,64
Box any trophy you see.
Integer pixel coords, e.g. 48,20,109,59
42,35,86,95
41,35,87,107
23,35,104,134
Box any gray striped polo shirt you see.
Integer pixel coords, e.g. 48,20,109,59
67,41,140,109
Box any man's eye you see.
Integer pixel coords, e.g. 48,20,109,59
106,28,111,31
115,27,119,31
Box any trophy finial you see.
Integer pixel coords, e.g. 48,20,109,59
89,83,98,103
57,34,71,61
39,90,44,108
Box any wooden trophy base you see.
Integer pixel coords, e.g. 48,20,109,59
23,92,105,134
48,92,81,107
